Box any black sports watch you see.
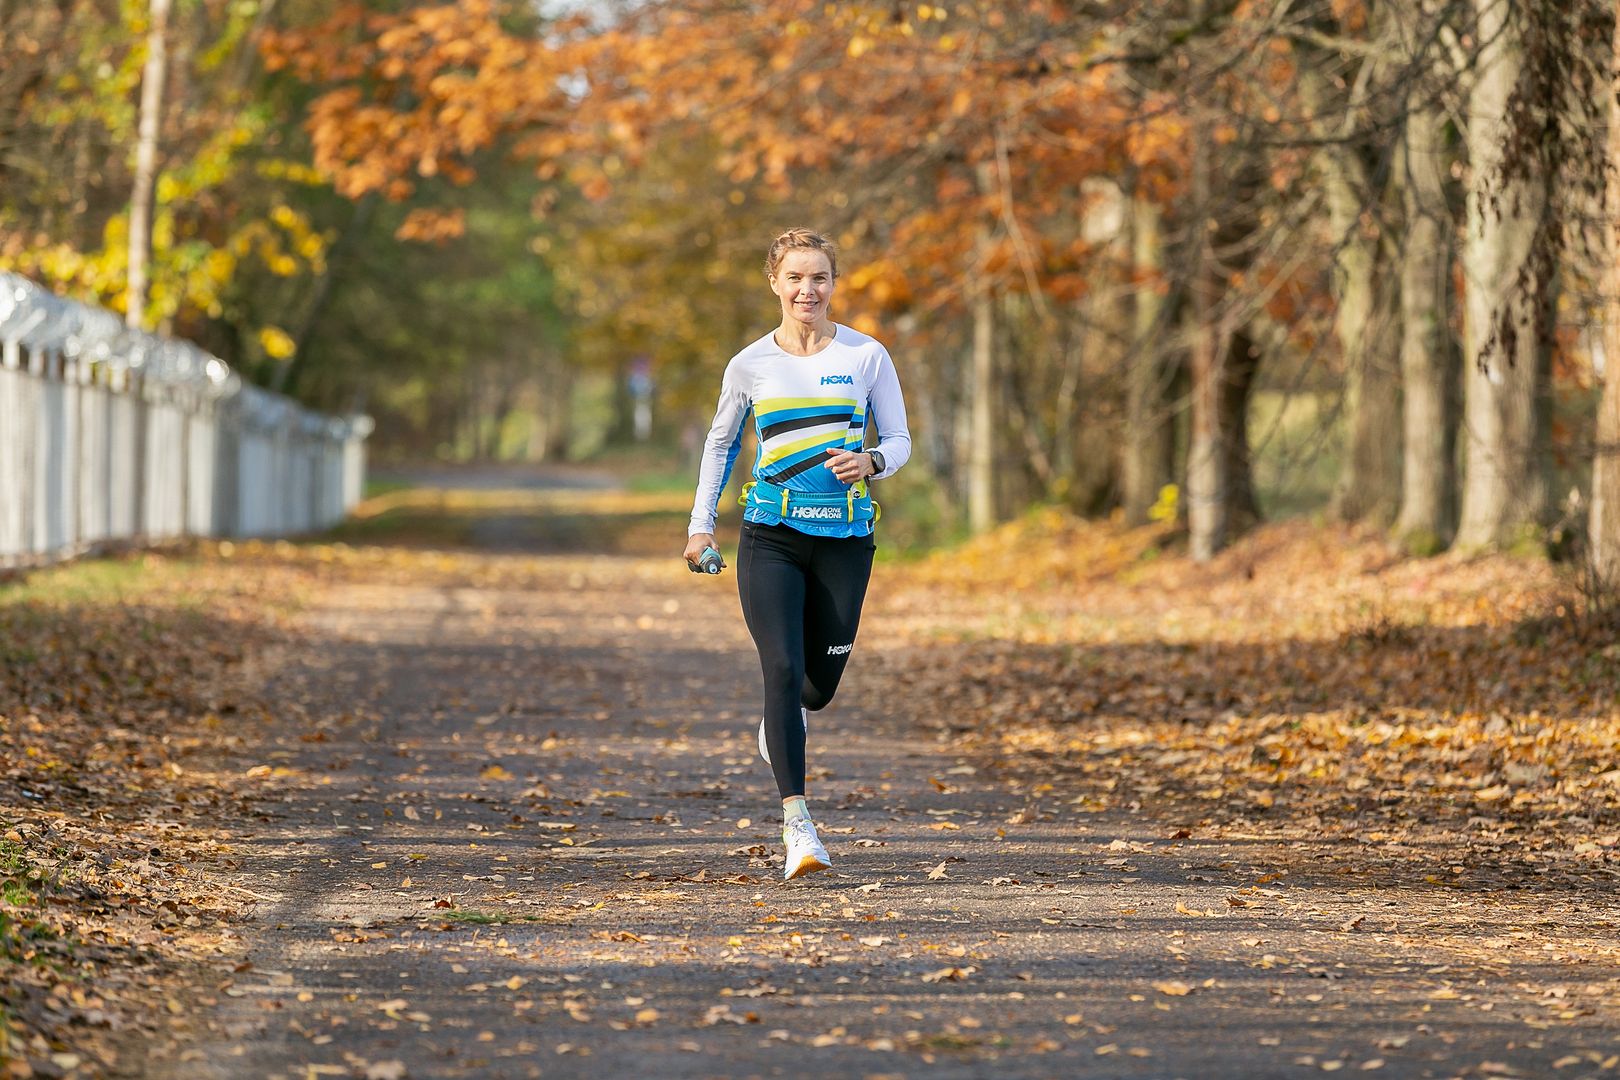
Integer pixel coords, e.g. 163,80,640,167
868,449,886,476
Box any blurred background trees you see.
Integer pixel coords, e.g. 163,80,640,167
3,0,1618,567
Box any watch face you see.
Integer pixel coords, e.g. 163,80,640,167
870,451,885,473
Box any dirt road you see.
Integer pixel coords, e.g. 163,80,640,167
155,500,1620,1080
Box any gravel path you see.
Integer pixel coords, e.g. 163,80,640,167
171,542,1620,1080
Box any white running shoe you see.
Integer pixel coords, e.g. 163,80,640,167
758,707,809,765
782,817,830,880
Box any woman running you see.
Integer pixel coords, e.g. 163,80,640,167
684,228,911,880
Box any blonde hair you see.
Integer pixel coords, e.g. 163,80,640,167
765,228,838,280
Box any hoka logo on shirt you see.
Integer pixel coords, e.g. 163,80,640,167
820,374,854,386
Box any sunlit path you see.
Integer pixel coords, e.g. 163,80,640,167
154,491,1620,1080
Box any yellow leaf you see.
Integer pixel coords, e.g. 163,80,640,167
258,325,296,359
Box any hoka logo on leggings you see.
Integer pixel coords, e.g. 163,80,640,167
820,374,854,385
827,642,853,655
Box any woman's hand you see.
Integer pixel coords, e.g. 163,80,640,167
684,532,719,569
824,448,875,484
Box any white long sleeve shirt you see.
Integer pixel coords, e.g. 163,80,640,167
688,323,911,538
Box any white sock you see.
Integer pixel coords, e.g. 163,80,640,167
782,796,810,824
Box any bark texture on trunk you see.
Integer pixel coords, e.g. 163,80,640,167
1222,327,1262,531
1597,333,1620,578
967,277,997,535
1124,193,1175,526
1593,9,1620,580
968,167,998,536
1186,108,1265,560
1186,119,1225,562
1321,136,1402,525
126,0,171,330
1455,0,1550,551
1393,101,1460,553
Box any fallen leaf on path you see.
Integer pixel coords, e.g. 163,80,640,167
921,966,976,982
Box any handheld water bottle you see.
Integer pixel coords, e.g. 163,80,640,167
690,546,724,575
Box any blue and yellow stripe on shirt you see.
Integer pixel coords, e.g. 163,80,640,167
752,396,865,486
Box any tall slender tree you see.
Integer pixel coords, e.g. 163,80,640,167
126,0,171,329
1392,73,1459,553
1593,8,1620,580
1455,0,1552,550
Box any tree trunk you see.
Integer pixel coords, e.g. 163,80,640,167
1597,325,1620,579
1323,141,1402,525
1186,110,1227,562
968,165,998,535
1124,191,1175,525
1223,327,1262,530
967,270,997,535
126,0,171,330
1456,0,1551,551
1393,99,1460,553
1592,9,1620,580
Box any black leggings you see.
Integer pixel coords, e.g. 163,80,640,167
737,520,876,798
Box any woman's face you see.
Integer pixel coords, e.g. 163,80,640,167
769,249,835,327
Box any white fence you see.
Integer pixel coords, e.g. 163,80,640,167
0,272,370,567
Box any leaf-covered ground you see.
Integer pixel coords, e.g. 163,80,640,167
880,510,1620,865
3,490,1620,1079
0,551,312,1076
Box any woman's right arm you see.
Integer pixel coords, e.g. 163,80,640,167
686,358,750,563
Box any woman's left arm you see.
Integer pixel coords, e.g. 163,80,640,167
867,348,911,480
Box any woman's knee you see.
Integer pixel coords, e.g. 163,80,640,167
758,651,804,694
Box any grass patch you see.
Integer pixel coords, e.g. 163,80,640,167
434,909,541,925
0,554,195,606
363,476,419,500
0,840,37,908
